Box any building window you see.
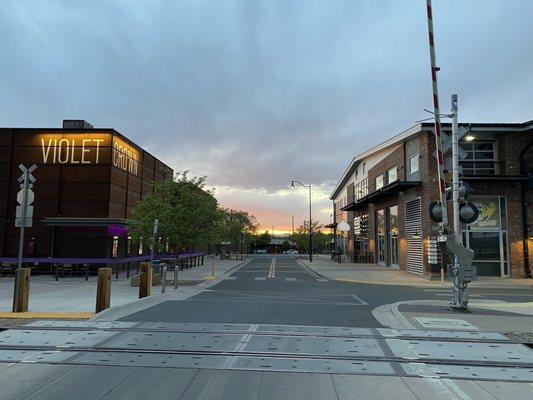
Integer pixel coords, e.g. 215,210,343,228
460,141,496,175
375,174,384,190
387,166,398,184
408,154,419,174
112,236,119,258
362,162,366,174
354,178,368,200
127,236,132,256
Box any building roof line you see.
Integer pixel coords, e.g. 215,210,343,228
329,118,533,200
330,123,424,199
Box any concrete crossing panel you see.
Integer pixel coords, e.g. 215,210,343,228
97,331,246,352
387,338,533,365
243,335,385,357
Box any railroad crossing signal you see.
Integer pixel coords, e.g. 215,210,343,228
15,164,37,228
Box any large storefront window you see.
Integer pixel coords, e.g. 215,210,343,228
353,213,369,258
462,196,509,276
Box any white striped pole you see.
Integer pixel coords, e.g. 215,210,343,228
426,0,448,229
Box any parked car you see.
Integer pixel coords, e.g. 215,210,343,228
288,250,299,256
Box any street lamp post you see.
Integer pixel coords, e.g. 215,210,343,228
291,180,313,262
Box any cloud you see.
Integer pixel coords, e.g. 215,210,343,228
1,0,531,228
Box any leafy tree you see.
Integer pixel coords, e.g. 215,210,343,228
292,220,332,253
218,208,258,252
129,171,221,253
253,231,271,249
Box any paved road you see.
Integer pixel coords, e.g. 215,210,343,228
1,255,533,399
122,255,533,326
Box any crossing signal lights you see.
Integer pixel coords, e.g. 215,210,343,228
430,182,479,224
429,201,444,223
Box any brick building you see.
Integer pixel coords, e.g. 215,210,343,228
329,120,532,278
0,120,173,262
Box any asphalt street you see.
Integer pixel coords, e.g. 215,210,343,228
122,255,533,327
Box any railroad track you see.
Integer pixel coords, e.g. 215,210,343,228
0,321,532,383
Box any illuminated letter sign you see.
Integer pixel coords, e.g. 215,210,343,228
40,137,104,164
112,137,139,175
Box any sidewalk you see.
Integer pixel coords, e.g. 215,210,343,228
300,254,533,289
0,257,246,317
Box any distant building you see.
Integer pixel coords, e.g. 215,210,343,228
0,120,173,262
329,120,532,278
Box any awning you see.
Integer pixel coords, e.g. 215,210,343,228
41,217,129,227
341,180,422,211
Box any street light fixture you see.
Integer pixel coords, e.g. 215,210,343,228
291,180,313,262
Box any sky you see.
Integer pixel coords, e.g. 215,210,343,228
1,0,532,234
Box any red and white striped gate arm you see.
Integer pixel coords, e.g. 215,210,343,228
426,0,448,229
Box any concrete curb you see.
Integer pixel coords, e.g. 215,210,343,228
299,259,533,289
0,312,94,320
371,302,417,330
296,259,327,279
92,258,252,322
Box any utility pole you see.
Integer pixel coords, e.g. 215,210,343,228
308,185,312,262
291,180,312,262
291,215,294,237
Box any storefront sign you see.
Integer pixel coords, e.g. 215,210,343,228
41,137,104,164
353,217,361,235
112,137,140,176
470,197,500,229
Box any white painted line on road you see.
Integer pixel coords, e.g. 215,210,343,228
255,277,266,281
351,294,368,306
267,257,276,278
285,278,297,282
316,278,329,282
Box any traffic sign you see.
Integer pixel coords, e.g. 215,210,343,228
15,218,33,227
16,189,34,206
16,205,33,218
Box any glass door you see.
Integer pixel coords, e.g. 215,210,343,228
387,206,399,269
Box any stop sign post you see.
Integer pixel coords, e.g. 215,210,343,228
13,164,37,312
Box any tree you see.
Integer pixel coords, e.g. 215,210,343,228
292,220,332,253
129,171,221,253
218,209,258,252
253,231,271,249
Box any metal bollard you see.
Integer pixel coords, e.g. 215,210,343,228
174,265,179,289
161,266,167,293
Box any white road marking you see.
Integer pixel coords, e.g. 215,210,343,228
255,277,266,281
267,257,276,278
316,278,329,282
351,294,368,306
285,278,297,282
